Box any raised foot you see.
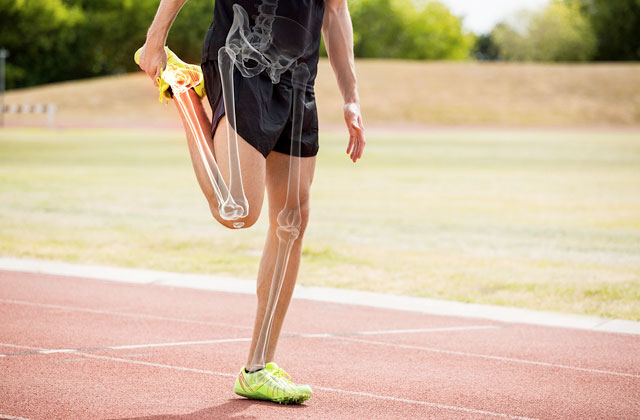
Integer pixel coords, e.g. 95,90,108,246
161,63,203,95
133,46,206,103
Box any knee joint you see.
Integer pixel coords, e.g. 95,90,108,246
211,207,258,230
275,207,302,241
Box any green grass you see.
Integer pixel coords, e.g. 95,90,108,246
1,127,639,320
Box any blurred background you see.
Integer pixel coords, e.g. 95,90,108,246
1,1,638,320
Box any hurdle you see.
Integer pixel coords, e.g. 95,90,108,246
1,103,58,128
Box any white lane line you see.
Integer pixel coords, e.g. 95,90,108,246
0,323,635,381
108,337,250,350
351,325,500,336
0,298,253,330
119,353,156,358
96,326,497,351
0,343,42,351
0,342,71,357
75,351,540,420
0,415,33,420
38,349,75,354
339,337,640,379
296,325,500,338
77,352,236,378
315,386,540,420
0,325,497,357
0,338,252,357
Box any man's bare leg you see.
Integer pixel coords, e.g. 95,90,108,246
173,88,266,229
246,151,316,366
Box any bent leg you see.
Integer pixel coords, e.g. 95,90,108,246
246,152,316,366
173,88,265,229
213,114,266,229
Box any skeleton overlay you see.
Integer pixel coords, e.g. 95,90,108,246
164,0,314,371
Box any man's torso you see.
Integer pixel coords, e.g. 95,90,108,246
202,0,326,87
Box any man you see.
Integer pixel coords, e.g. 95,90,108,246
137,0,365,404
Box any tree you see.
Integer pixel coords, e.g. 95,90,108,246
0,0,83,88
349,0,474,60
569,0,640,60
62,0,162,76
472,34,500,61
492,1,596,62
167,0,216,64
1,0,215,88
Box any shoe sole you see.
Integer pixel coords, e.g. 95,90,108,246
234,389,310,405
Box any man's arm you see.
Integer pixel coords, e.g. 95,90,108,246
322,0,366,163
138,0,188,86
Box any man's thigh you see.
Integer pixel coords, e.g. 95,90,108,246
213,115,266,222
265,151,316,221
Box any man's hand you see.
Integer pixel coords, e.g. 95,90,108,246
323,0,365,163
344,102,366,163
137,43,168,88
136,0,189,87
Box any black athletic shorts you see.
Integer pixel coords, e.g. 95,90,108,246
201,60,319,158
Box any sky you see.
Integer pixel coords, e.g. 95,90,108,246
437,0,551,34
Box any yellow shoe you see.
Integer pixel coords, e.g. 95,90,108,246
234,366,307,404
134,46,206,103
265,362,312,403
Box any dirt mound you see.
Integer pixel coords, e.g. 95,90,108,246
5,60,640,128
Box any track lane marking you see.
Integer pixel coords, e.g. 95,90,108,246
109,337,249,350
2,325,637,380
77,352,236,378
0,342,541,420
297,325,501,338
0,298,253,330
314,386,540,420
71,354,542,420
338,336,640,379
1,295,501,339
0,325,497,357
38,349,75,354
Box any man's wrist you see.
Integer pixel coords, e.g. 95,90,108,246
146,26,168,49
145,35,165,49
343,97,360,108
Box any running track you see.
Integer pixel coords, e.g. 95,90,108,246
0,269,638,420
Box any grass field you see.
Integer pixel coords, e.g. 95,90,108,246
1,127,639,320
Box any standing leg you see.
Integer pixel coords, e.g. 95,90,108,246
246,64,311,370
246,152,315,366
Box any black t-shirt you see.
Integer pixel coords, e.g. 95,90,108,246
202,0,326,86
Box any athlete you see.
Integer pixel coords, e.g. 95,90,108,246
136,0,365,404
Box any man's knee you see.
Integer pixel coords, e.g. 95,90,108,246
271,199,310,239
209,205,260,230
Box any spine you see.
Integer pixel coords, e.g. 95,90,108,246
253,0,278,49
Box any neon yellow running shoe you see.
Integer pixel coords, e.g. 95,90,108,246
233,365,309,404
133,46,206,103
265,362,312,402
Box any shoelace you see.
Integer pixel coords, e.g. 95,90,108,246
270,367,295,386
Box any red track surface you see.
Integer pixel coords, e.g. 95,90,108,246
0,270,638,420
